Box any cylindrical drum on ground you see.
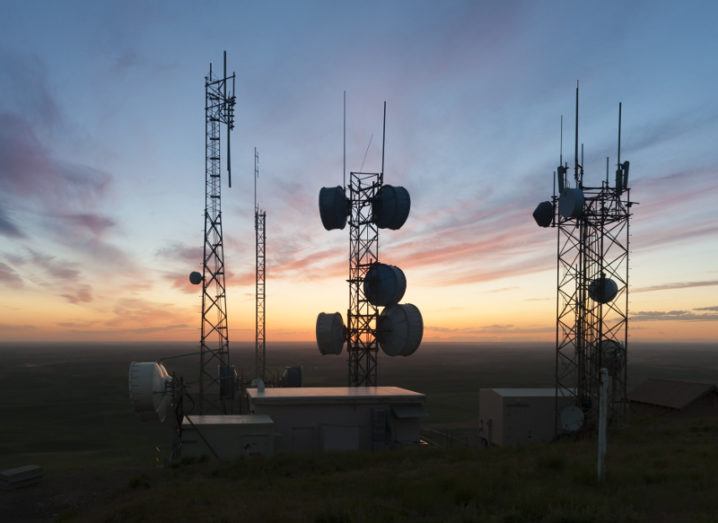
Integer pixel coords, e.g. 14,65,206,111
372,185,411,230
319,186,350,230
363,263,406,306
377,303,423,357
558,188,584,219
316,312,346,355
588,276,619,304
533,201,554,228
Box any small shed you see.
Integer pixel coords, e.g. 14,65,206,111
479,388,575,446
246,386,426,452
629,379,718,415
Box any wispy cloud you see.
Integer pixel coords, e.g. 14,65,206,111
0,262,23,288
634,280,718,293
631,309,718,322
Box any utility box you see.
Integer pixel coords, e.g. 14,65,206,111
479,388,574,446
181,415,274,459
246,386,426,453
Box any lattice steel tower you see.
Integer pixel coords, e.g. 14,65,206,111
347,168,381,385
189,51,236,414
254,147,267,381
533,84,634,429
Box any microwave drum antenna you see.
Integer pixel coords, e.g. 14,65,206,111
363,263,406,307
129,362,173,422
377,303,423,357
319,186,350,230
316,312,346,355
372,185,411,230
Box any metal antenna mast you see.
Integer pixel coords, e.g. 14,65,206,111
533,88,634,431
197,51,236,414
254,147,267,382
318,100,420,386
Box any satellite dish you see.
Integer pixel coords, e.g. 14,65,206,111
363,263,406,306
533,200,554,228
319,186,350,230
599,339,624,376
377,303,423,357
558,188,584,219
316,312,346,355
128,362,173,423
189,271,203,285
372,185,410,230
560,405,584,433
588,276,618,303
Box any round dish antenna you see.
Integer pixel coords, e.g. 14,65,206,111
128,362,173,422
372,185,410,230
189,271,203,285
588,276,618,303
377,303,423,357
316,312,346,355
560,405,584,433
533,201,554,227
363,263,406,307
558,188,584,219
319,186,350,230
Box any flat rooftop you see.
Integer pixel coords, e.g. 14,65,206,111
183,414,273,426
247,386,424,403
489,388,575,398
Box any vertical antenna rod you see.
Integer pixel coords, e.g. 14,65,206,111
574,81,579,184
617,102,622,166
254,147,259,211
560,115,564,167
381,101,386,182
343,91,347,190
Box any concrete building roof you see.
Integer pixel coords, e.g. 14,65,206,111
246,386,424,404
628,379,716,410
490,388,575,398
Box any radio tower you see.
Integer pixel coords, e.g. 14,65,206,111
533,84,634,429
189,51,236,414
317,96,422,386
254,147,267,382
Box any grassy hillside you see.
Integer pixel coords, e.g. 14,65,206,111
64,415,718,523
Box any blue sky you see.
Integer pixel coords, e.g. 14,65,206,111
1,0,717,342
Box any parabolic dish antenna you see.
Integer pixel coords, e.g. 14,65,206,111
558,188,585,219
372,184,411,230
129,362,173,422
363,263,406,307
189,271,203,285
316,312,346,355
588,276,618,304
319,186,350,230
377,303,423,357
532,201,554,228
560,405,585,433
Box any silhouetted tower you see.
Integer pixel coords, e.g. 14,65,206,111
533,84,634,430
254,147,266,381
317,97,422,386
189,51,236,414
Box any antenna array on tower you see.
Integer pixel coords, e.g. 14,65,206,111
533,84,634,429
316,99,423,386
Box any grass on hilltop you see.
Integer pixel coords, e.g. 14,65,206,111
65,414,718,523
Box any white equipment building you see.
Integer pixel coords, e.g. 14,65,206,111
479,388,575,446
247,386,426,452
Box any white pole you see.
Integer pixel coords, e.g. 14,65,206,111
597,367,610,481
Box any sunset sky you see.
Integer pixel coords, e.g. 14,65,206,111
1,0,717,344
